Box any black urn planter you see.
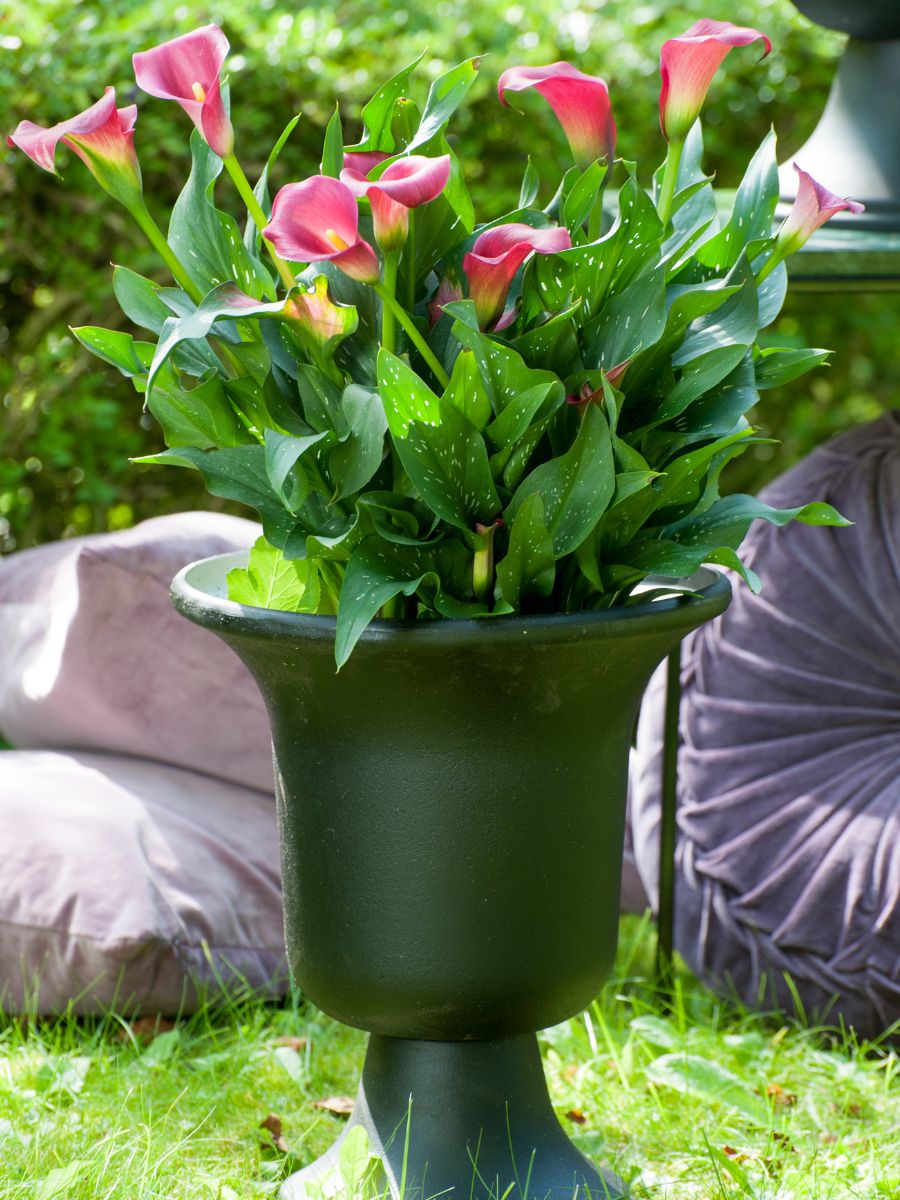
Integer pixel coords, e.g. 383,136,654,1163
172,554,730,1200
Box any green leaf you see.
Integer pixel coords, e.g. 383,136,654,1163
495,493,555,608
36,1161,90,1200
112,266,170,334
562,160,607,234
144,360,248,449
666,492,852,550
519,158,540,208
147,282,290,390
349,55,425,153
407,56,482,152
134,445,293,543
755,346,831,389
71,327,149,377
696,130,779,271
297,364,345,434
335,538,435,668
169,130,273,299
227,536,320,612
378,348,500,529
652,427,757,512
330,385,388,499
442,349,491,432
646,1053,770,1127
320,104,344,176
265,429,329,511
507,404,615,556
581,267,668,372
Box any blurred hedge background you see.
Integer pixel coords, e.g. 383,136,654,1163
0,0,894,552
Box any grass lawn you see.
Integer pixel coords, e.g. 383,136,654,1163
0,915,896,1200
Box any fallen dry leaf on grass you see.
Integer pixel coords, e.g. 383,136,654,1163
259,1112,290,1154
312,1096,355,1117
272,1036,308,1052
765,1082,797,1108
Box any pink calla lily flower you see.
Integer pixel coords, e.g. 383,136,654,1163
133,24,234,158
659,19,771,142
428,271,464,326
341,154,451,251
776,164,865,254
7,87,142,207
463,223,572,329
498,62,616,169
264,176,380,284
284,275,359,350
342,150,390,177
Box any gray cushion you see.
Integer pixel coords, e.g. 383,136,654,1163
0,512,273,792
630,413,900,1038
0,749,286,1015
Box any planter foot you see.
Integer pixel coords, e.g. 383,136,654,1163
280,1033,627,1200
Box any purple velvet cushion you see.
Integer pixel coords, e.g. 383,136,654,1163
0,512,274,792
0,749,287,1016
630,414,900,1038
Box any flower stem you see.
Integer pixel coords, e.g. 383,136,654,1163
223,153,297,292
656,138,684,228
405,209,417,309
381,251,400,355
755,249,783,284
373,283,450,389
131,200,204,303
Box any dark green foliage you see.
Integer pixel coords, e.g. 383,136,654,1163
0,0,889,555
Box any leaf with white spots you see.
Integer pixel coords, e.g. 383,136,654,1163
378,349,500,530
506,404,615,556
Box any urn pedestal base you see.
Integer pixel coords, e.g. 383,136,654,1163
280,1033,626,1200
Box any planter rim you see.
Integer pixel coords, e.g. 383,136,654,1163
171,550,731,646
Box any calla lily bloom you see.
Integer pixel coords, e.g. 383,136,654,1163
133,24,234,158
342,150,390,177
7,87,142,208
341,154,451,251
284,275,359,351
775,164,865,255
428,271,464,326
498,62,616,168
264,176,380,284
463,223,572,329
659,19,771,142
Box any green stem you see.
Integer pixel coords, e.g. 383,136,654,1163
405,209,417,309
373,283,450,389
223,153,297,292
588,200,604,243
131,200,203,303
755,249,783,284
656,138,684,228
381,251,400,355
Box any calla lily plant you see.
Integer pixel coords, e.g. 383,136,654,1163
8,20,862,665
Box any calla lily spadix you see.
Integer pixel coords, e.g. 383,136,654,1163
463,223,572,329
133,24,234,158
659,19,771,143
498,62,616,169
7,87,142,208
341,154,451,251
264,176,381,284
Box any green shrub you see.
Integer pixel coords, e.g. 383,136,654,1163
1,0,889,551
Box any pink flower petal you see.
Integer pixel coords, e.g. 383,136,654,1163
264,176,379,281
8,88,119,174
499,62,616,166
777,163,865,251
343,150,390,177
133,24,233,156
659,20,771,141
463,222,571,328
